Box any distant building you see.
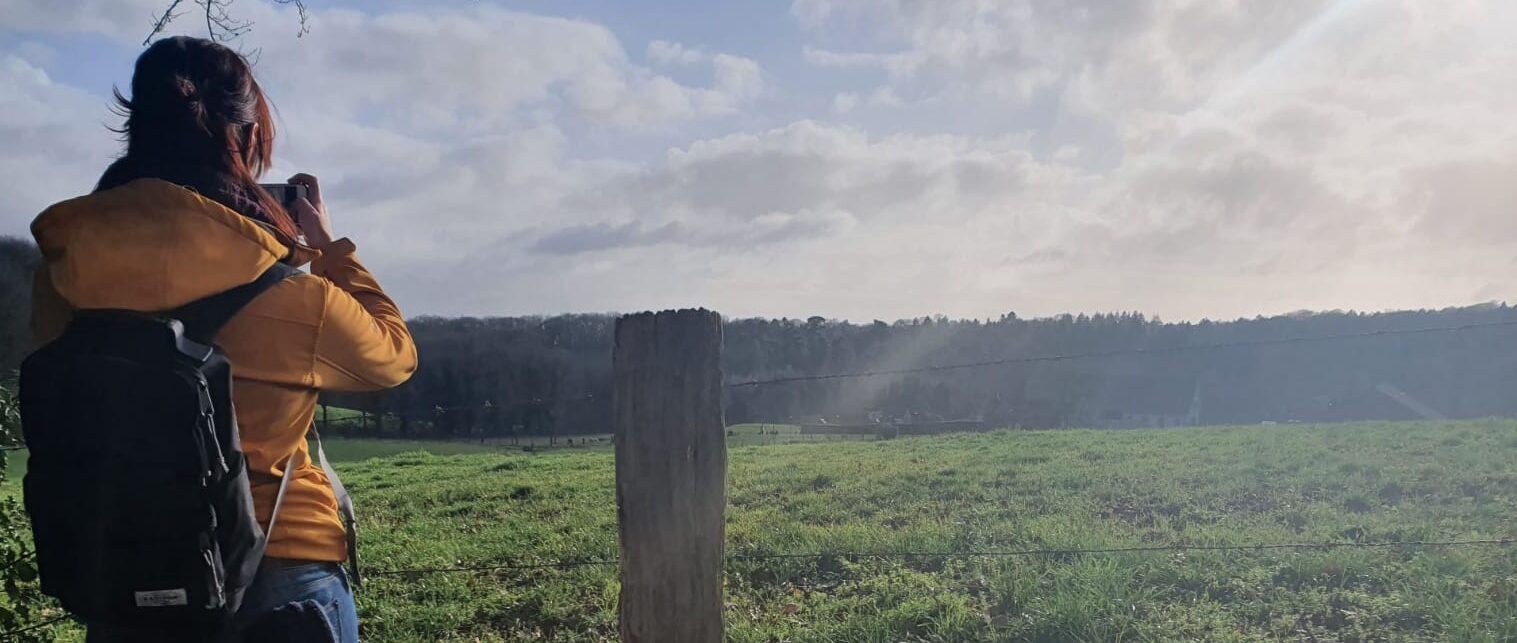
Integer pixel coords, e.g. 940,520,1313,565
800,409,988,437
1086,377,1202,430
893,419,988,435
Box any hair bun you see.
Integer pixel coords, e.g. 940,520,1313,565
175,75,200,104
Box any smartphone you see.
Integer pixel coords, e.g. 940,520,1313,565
259,183,309,211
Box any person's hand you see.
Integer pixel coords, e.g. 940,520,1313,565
287,173,336,249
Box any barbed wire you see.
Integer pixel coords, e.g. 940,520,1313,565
726,538,1517,561
0,550,35,573
320,393,600,423
0,614,71,639
725,319,1517,388
366,557,619,577
362,537,1516,578
429,393,598,413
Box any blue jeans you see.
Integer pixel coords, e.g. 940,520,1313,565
234,559,359,642
86,559,358,642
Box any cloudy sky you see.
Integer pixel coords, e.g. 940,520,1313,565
2,0,1515,322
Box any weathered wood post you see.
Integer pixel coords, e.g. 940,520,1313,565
614,309,725,642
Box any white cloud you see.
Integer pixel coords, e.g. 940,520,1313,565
865,86,903,108
527,207,855,255
0,0,167,42
711,54,764,102
769,0,1517,319
240,6,762,133
428,121,1092,317
4,0,1517,322
0,1,769,247
831,92,858,114
0,1,768,136
802,46,922,78
0,54,118,224
793,0,1340,109
647,39,706,66
12,41,57,68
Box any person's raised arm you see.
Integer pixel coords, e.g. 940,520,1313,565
310,240,417,391
291,173,417,391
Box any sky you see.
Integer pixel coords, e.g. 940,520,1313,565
2,0,1516,322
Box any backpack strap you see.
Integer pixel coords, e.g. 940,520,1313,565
266,430,359,587
311,427,360,588
170,263,302,567
264,450,302,551
172,263,302,344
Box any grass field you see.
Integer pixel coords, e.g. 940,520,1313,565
0,429,808,490
0,438,516,495
9,419,1517,641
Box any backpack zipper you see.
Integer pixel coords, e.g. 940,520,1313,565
202,547,226,609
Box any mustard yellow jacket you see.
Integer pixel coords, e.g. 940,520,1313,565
30,178,418,562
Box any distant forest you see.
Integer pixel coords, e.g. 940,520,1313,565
327,305,1517,438
3,237,1516,438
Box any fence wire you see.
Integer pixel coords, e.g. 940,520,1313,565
0,614,71,639
362,537,1517,578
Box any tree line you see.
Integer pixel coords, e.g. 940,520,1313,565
326,304,1517,439
3,237,1515,439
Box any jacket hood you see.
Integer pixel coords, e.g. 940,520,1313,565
32,178,315,312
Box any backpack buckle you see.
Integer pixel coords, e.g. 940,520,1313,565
196,381,230,478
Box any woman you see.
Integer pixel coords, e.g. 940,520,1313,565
30,36,417,641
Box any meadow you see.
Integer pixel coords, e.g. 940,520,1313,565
8,419,1517,641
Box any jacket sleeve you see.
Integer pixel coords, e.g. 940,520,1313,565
310,239,418,391
31,264,71,348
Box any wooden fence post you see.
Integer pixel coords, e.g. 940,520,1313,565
614,309,725,643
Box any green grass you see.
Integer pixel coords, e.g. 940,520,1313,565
320,405,368,421
11,419,1517,641
315,438,514,461
1,439,516,495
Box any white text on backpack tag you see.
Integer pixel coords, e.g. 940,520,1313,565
134,588,189,607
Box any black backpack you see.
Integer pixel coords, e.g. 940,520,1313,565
19,263,300,630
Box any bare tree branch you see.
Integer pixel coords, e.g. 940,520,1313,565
275,0,311,38
200,0,253,42
144,0,188,46
145,0,309,44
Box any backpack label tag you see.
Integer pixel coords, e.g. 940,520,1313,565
134,589,189,607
